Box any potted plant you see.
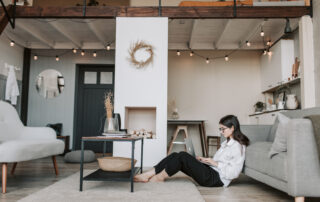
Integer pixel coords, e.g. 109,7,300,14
254,101,265,112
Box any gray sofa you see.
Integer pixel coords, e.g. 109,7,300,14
241,107,320,201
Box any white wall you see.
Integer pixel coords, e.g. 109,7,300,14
27,50,115,148
168,50,263,155
113,17,168,167
0,35,24,80
0,35,24,112
314,1,320,107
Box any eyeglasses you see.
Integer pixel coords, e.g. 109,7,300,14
219,127,228,132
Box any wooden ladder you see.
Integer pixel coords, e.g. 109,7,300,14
167,125,189,155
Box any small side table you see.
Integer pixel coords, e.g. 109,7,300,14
57,136,70,155
80,136,144,193
207,136,221,156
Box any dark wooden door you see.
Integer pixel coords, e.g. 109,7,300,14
73,64,115,153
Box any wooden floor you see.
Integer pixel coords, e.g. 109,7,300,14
1,156,319,202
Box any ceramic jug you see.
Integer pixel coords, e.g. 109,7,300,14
286,94,298,109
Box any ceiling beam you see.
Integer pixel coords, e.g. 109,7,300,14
188,19,198,49
0,6,311,19
86,20,107,47
16,21,55,48
215,20,232,49
49,21,82,49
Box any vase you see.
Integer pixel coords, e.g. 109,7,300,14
103,117,118,133
286,94,298,109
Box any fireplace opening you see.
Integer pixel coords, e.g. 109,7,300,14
125,107,156,139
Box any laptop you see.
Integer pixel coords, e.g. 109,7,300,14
185,138,211,166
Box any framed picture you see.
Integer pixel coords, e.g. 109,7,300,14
278,92,285,102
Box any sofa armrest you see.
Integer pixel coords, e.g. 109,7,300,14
19,127,57,140
287,119,320,197
240,125,271,144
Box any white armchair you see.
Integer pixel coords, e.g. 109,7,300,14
0,101,64,193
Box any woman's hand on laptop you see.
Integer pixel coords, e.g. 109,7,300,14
199,157,218,167
196,156,203,161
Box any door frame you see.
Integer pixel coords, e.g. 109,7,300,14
72,64,115,150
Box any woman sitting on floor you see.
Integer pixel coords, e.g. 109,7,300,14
134,115,250,187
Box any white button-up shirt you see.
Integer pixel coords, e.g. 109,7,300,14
211,138,246,187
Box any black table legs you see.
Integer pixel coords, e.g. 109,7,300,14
80,140,84,191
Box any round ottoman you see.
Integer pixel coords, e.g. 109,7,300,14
64,150,96,163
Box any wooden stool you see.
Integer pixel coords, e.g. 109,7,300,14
207,136,221,157
167,125,189,155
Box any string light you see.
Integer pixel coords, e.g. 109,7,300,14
81,50,85,56
72,48,77,54
267,40,271,46
33,55,38,60
206,58,210,64
246,41,251,47
176,50,181,56
263,49,267,55
55,55,60,61
10,40,15,47
225,55,229,61
267,49,272,56
106,44,111,51
190,51,194,57
93,51,97,57
260,27,264,37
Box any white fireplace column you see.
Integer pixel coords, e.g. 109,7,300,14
113,17,168,166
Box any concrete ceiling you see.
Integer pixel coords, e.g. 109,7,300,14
3,18,299,50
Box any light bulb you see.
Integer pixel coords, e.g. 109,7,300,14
190,51,194,57
246,41,251,47
93,51,97,57
260,30,264,37
72,48,77,54
106,44,111,51
268,50,272,56
10,40,15,47
55,56,59,61
176,50,181,56
206,58,210,64
263,49,267,55
34,55,38,60
267,40,271,46
225,55,229,61
81,50,85,56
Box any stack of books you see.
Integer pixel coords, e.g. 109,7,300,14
102,131,129,138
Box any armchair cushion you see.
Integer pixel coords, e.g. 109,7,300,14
20,127,56,140
0,139,64,163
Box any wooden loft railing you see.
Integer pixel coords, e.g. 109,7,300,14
0,5,311,19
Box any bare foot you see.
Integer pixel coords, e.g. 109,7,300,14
149,174,165,182
134,173,150,183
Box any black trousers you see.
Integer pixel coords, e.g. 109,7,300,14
154,151,224,187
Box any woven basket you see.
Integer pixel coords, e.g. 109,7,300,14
97,157,137,172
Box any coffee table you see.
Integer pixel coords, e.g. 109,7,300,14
79,136,144,192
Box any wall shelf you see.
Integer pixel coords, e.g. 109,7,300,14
262,77,300,94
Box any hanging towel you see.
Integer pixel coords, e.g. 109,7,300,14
5,64,20,105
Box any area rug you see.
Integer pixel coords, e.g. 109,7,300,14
18,170,204,202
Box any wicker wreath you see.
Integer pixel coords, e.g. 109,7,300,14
128,41,154,68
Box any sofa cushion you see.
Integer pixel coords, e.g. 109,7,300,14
267,117,279,142
245,142,287,182
0,139,64,163
269,113,291,158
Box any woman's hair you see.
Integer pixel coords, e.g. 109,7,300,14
219,115,250,146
